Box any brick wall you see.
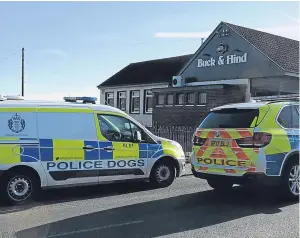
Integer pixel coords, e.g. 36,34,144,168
152,85,246,127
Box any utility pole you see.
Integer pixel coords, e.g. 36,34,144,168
21,47,24,97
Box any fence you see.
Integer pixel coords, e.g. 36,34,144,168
149,124,197,154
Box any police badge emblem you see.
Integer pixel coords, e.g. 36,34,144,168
8,113,26,133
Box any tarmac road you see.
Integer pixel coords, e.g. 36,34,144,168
0,174,298,238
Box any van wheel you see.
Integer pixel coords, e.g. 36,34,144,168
150,160,175,188
207,178,233,191
1,172,39,205
281,158,299,201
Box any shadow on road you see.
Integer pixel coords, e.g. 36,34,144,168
15,186,297,238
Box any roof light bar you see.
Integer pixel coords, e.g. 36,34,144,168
63,96,98,104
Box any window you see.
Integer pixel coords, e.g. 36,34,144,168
144,90,153,113
97,114,152,143
292,105,299,128
200,109,259,128
175,93,184,105
157,94,164,105
277,106,292,128
166,94,173,105
117,91,126,111
105,92,114,107
130,90,140,113
186,92,195,105
198,92,207,104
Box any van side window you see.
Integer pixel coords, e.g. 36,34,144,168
292,105,299,128
277,106,292,128
98,114,146,143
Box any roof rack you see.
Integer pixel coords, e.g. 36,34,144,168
63,96,97,104
0,95,24,101
250,94,299,103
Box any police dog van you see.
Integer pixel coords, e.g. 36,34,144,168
0,96,186,205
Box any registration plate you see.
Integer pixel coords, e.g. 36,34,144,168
209,139,232,147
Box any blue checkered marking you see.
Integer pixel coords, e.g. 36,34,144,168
84,141,99,160
39,139,53,161
287,129,300,150
148,144,163,158
99,141,113,160
266,153,287,176
139,144,148,159
20,145,39,162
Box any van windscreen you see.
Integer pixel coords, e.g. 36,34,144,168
199,109,259,128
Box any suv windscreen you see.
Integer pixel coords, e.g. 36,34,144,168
199,109,259,128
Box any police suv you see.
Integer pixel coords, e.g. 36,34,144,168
0,96,186,205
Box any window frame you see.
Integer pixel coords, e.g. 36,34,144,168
144,90,153,114
117,91,126,111
130,90,140,114
175,93,184,106
157,93,165,106
166,93,174,106
186,92,195,106
197,92,207,105
292,104,299,128
276,105,293,129
105,92,114,107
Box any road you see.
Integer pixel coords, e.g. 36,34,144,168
0,173,299,238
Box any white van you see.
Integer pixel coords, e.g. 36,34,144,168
0,96,186,205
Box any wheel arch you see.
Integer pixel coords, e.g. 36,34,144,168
279,150,299,176
150,155,180,177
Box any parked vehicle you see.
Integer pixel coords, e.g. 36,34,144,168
0,96,186,205
191,97,299,200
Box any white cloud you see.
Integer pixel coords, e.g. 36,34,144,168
24,86,100,103
43,49,68,57
154,24,299,40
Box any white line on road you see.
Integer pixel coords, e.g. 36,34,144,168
48,220,144,237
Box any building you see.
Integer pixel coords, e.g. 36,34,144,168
97,55,192,127
152,21,299,127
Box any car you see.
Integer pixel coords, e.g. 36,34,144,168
0,96,186,205
191,98,299,200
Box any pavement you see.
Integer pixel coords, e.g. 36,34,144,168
0,169,299,238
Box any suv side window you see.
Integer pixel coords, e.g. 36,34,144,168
97,114,153,143
277,106,292,128
292,105,299,128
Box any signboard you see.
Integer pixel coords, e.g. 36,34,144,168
197,53,248,68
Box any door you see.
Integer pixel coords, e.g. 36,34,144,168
38,109,100,187
97,114,150,182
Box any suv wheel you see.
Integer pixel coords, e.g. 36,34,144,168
150,160,175,188
282,158,299,200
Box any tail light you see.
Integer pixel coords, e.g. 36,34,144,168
236,132,272,148
193,135,207,146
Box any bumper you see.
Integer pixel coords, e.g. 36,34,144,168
177,159,186,177
191,166,282,187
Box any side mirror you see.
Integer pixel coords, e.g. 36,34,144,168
133,131,142,142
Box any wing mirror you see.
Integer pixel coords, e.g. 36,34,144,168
133,131,142,142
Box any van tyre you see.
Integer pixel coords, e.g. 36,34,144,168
207,178,233,191
0,172,39,205
281,158,299,201
150,160,175,188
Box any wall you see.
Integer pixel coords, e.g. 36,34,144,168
99,83,168,127
152,85,246,127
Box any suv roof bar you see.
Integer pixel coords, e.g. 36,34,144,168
251,94,299,103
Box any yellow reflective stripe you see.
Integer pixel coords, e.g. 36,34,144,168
37,108,93,113
250,116,257,127
264,129,291,155
53,139,85,161
0,144,20,164
0,137,19,141
0,107,36,112
226,129,240,139
94,114,107,141
112,142,139,159
200,130,209,138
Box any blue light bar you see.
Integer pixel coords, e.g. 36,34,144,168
63,96,98,104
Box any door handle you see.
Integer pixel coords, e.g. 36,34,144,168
83,145,95,150
103,146,114,151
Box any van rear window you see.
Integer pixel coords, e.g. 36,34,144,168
199,109,259,128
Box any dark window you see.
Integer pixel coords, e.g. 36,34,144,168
175,93,184,105
292,105,299,128
157,94,164,105
105,92,114,107
198,92,207,104
200,109,259,128
97,114,152,143
166,94,173,105
130,91,140,113
117,91,126,111
144,90,153,113
187,92,195,105
277,106,292,128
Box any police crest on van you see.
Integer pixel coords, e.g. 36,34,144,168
8,113,26,133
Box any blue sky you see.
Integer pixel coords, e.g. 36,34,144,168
0,1,299,101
